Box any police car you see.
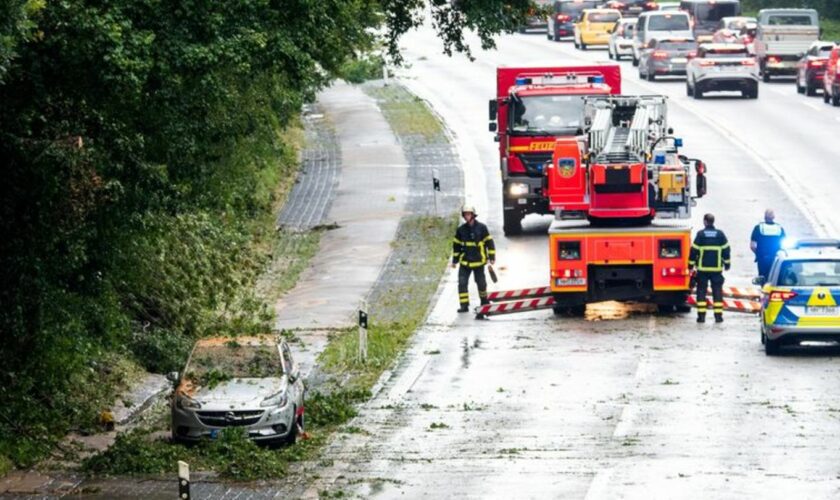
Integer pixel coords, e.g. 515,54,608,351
757,239,840,355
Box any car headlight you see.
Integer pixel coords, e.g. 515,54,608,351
508,183,529,196
260,390,289,408
176,393,201,410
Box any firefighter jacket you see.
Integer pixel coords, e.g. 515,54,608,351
452,221,495,268
689,225,731,273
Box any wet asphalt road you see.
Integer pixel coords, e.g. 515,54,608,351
310,25,840,499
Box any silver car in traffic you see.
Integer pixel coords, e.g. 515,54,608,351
686,43,760,99
169,335,305,445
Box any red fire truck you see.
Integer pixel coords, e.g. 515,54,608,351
545,95,708,313
489,65,622,236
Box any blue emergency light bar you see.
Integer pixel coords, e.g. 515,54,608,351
784,238,840,250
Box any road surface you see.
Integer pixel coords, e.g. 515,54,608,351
310,25,840,499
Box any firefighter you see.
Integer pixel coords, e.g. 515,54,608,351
451,205,496,313
689,213,731,324
750,209,785,279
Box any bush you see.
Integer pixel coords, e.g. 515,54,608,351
339,54,386,83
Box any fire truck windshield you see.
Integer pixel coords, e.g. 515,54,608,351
510,95,584,135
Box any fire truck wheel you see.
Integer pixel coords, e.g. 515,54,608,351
656,304,675,314
503,211,522,236
553,305,585,317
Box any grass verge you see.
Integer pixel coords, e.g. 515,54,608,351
364,85,444,141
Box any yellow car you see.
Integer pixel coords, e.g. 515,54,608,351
574,9,622,50
758,239,840,355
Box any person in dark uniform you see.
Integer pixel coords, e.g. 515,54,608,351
689,213,731,324
451,205,496,313
750,209,785,279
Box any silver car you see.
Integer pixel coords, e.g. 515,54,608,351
169,336,305,445
608,18,637,60
686,43,759,99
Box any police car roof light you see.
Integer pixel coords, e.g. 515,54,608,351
674,138,683,148
792,238,840,250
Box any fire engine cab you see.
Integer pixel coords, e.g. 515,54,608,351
489,65,621,236
545,95,708,312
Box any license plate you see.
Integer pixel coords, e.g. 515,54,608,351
556,278,586,286
806,306,837,316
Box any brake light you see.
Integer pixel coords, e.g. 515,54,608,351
556,14,571,22
741,58,756,66
768,56,781,64
645,1,657,8
808,60,826,68
769,290,797,302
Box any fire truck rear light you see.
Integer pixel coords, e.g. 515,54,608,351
564,269,571,278
574,270,582,278
769,291,797,302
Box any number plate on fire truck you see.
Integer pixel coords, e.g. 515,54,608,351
556,278,586,286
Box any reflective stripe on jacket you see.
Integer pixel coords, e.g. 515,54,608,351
689,226,731,272
452,221,495,267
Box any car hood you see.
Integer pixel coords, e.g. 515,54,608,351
190,377,287,408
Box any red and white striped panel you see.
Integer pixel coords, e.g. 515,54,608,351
687,295,761,314
475,296,556,316
719,286,762,300
487,286,552,302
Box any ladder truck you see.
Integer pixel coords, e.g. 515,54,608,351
543,95,708,314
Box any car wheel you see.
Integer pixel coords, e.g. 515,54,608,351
833,92,840,107
751,87,759,99
760,330,766,345
547,32,553,40
807,84,817,97
580,42,587,50
686,82,693,96
765,337,780,356
763,72,770,83
283,409,299,445
632,55,639,67
648,71,656,82
693,81,703,99
503,210,523,236
608,49,614,59
796,78,805,94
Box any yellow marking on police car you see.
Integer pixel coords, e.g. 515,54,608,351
806,287,836,307
764,301,784,325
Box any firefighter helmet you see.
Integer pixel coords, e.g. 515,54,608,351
461,205,477,216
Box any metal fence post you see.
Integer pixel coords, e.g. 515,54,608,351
178,460,190,499
358,300,368,363
432,168,440,216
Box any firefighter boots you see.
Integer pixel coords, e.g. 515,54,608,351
697,312,706,324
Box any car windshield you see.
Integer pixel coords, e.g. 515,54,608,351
693,4,740,23
559,1,598,14
589,12,621,23
649,14,690,31
777,260,840,287
706,48,748,58
767,15,815,26
726,19,754,30
510,95,584,135
818,47,834,57
186,340,283,386
659,41,697,50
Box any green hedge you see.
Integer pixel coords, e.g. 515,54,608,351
741,1,840,20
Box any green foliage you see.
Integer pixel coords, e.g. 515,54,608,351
306,390,371,428
741,1,840,21
339,53,386,84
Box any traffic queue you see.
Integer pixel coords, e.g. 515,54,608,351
499,1,840,356
530,0,840,105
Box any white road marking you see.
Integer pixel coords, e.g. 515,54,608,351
802,101,822,112
584,467,615,500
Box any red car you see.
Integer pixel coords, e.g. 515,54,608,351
796,42,836,96
824,47,840,107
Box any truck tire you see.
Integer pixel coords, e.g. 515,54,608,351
503,210,522,236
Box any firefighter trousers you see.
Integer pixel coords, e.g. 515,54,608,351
696,271,724,317
458,265,488,306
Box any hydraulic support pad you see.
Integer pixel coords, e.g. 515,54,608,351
474,296,556,317
687,296,761,314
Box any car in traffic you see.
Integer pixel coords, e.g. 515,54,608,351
679,0,742,44
601,0,658,18
519,0,553,33
823,46,840,107
574,8,622,50
547,0,599,41
169,335,305,445
686,43,759,98
796,42,836,96
632,11,693,66
757,239,840,355
658,2,680,12
638,38,698,80
608,18,638,60
711,16,757,44
754,8,820,82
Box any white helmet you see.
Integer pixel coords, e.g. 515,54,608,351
461,204,477,216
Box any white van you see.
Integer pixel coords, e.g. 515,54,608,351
632,11,693,66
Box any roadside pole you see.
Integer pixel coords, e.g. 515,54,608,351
358,300,368,363
432,168,441,216
178,460,190,499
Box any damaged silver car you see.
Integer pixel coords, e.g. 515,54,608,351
168,335,305,445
